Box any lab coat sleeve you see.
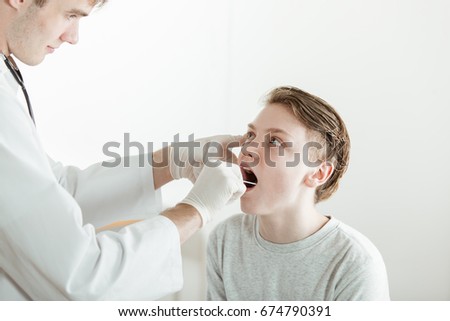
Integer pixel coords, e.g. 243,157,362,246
0,90,183,300
47,154,162,228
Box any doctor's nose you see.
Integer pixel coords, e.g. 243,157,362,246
60,22,80,45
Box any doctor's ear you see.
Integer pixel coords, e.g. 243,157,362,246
305,161,334,188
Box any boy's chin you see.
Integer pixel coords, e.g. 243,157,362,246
240,200,261,215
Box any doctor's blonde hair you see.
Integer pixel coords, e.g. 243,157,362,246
265,86,350,203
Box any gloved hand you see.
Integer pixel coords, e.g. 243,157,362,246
181,161,246,227
169,135,242,183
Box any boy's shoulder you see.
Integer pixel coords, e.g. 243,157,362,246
330,218,385,264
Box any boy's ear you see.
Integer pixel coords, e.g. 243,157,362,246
8,0,27,10
305,161,334,188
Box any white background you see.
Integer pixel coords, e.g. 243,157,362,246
19,0,450,300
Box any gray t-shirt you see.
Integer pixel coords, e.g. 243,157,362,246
207,214,390,300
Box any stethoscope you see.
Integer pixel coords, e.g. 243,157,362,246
1,52,36,125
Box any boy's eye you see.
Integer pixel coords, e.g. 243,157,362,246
244,131,255,142
269,137,283,147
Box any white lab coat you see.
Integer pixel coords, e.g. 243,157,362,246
0,59,183,300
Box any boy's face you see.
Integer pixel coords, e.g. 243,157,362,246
238,103,318,216
7,0,93,66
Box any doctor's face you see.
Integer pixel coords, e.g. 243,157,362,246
238,103,318,216
7,0,94,66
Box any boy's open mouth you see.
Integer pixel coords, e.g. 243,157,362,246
241,166,258,188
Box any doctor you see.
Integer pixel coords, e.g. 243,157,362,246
0,0,245,300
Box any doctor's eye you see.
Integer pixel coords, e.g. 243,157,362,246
67,14,79,20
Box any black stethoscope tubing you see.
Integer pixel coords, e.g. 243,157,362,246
1,53,36,125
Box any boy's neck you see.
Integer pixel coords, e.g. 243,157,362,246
257,207,329,244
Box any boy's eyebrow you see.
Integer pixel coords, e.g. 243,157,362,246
67,9,90,17
247,123,294,139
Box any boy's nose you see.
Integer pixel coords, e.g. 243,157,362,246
240,140,260,160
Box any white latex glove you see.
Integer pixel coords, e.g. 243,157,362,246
181,162,246,227
169,135,242,183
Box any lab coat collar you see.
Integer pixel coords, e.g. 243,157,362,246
0,53,20,94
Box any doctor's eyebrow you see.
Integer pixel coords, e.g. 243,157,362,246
66,9,90,17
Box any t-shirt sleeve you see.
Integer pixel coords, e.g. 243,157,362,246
334,250,390,300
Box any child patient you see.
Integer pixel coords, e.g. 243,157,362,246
207,86,390,300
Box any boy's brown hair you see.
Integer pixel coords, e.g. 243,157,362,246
266,86,350,203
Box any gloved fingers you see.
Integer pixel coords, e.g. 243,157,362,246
169,134,244,181
207,134,243,146
224,135,244,164
202,135,243,165
227,184,245,204
181,162,244,227
225,151,239,165
226,163,246,203
228,162,243,180
168,146,181,180
190,166,202,182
